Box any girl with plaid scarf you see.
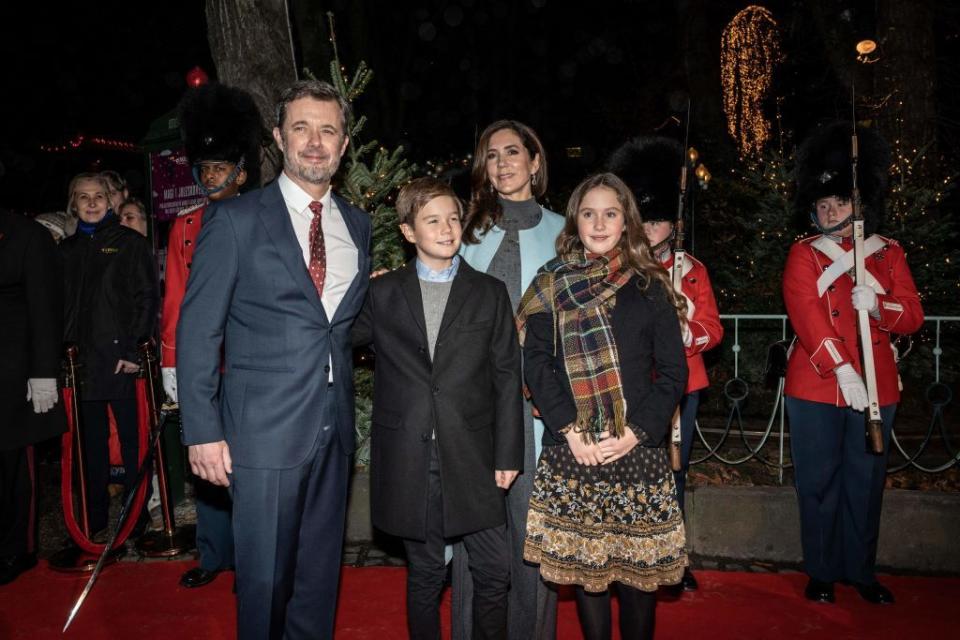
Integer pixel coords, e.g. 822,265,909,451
517,173,689,640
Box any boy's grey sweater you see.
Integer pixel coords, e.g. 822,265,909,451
419,279,453,360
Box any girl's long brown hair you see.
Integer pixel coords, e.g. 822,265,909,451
556,172,688,321
462,120,548,244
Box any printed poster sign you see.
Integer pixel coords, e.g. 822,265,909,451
150,147,203,221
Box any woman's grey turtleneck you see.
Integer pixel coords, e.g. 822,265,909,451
486,196,542,310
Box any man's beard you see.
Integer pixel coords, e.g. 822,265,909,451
284,144,342,185
291,159,338,185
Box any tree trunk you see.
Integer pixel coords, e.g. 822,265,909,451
205,0,298,183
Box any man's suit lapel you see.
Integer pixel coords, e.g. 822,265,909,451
256,182,328,321
400,261,428,342
437,261,473,339
331,193,369,324
333,193,365,254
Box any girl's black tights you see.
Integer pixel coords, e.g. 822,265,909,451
573,582,656,640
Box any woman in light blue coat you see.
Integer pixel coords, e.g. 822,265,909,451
453,120,565,640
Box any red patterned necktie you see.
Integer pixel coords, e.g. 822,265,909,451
308,200,326,297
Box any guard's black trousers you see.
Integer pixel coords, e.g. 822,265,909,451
786,397,895,585
672,391,701,513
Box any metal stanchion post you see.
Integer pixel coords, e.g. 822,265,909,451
135,339,195,556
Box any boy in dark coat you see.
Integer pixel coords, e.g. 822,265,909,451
353,177,523,640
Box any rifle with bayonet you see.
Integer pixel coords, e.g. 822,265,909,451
849,124,885,455
668,105,692,473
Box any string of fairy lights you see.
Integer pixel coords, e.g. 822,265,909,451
40,134,139,153
424,153,472,178
720,5,782,158
884,97,960,298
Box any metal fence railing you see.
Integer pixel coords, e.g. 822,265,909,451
692,315,960,484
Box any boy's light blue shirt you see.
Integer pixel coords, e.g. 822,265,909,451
415,254,461,282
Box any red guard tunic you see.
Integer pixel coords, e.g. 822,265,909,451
662,253,724,393
782,234,923,406
160,202,205,368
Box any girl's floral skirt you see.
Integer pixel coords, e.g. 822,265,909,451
524,443,687,593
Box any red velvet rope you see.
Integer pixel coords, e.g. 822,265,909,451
61,380,151,554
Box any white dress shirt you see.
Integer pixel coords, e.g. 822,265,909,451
278,172,359,380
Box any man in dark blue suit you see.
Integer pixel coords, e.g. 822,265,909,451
177,80,371,639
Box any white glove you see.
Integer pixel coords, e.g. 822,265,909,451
681,323,693,348
851,285,879,315
162,368,178,404
26,378,58,414
835,363,868,412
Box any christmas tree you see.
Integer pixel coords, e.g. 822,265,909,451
696,145,797,315
307,12,415,464
884,141,960,317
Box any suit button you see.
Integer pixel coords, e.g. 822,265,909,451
432,386,440,395
186,217,194,224
831,310,840,317
420,433,430,442
324,364,331,373
688,277,697,284
828,285,836,292
418,346,426,354
186,262,192,269
185,239,192,246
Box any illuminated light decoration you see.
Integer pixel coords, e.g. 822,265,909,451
856,39,879,64
424,153,473,178
40,134,139,153
185,66,210,88
720,6,782,158
695,163,711,188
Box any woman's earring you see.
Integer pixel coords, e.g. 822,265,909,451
531,173,538,186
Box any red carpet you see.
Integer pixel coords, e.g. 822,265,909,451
1,561,957,639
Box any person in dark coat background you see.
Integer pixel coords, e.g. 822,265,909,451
60,173,158,539
0,208,65,584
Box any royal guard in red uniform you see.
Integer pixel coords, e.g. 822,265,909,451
161,83,262,588
784,122,923,605
609,136,723,592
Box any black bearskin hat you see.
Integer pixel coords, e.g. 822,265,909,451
606,136,683,223
794,121,890,232
179,83,263,189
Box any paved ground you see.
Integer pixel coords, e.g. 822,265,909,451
37,446,959,575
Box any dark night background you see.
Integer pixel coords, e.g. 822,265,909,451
1,0,957,221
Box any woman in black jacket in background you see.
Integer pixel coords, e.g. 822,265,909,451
60,172,158,538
